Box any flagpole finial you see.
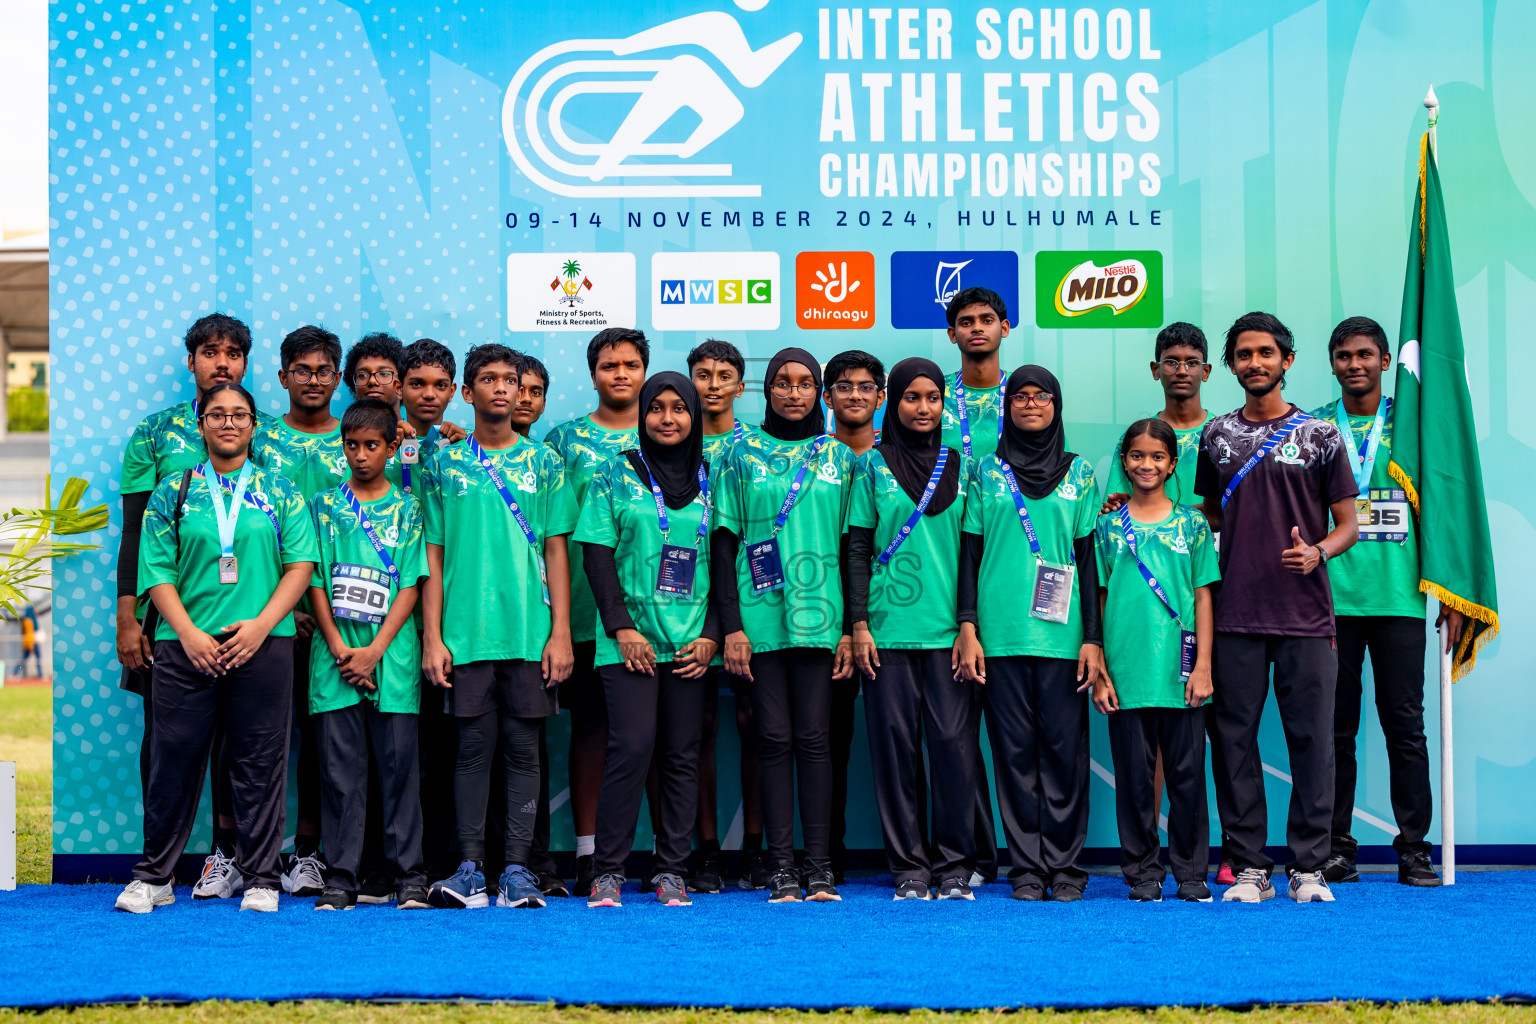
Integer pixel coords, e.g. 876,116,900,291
1424,85,1439,123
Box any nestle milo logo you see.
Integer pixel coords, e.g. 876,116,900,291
1035,250,1163,329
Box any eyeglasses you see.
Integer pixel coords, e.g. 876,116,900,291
200,410,254,428
770,381,819,397
288,366,336,384
830,381,880,396
354,368,398,384
1008,392,1055,408
1160,358,1206,372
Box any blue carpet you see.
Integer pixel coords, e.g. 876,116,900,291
2,872,1533,1008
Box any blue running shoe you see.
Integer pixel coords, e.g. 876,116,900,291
496,864,546,908
429,861,488,909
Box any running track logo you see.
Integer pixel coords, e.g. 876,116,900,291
500,8,802,198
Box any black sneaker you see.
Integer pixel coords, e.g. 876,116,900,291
1175,879,1213,902
1399,850,1443,887
397,885,431,910
538,872,570,898
805,868,842,902
1050,881,1085,902
689,850,724,894
573,854,596,898
739,849,771,891
767,867,802,903
935,878,975,901
893,879,932,901
1322,853,1360,883
1128,880,1163,902
314,887,355,911
1011,882,1045,901
356,873,395,905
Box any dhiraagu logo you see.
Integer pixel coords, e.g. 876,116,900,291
652,251,780,330
1035,251,1163,329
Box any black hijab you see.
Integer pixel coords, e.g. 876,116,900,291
760,347,825,442
876,358,961,515
994,364,1076,500
626,371,704,510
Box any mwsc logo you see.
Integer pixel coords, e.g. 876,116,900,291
651,252,781,330
500,9,801,199
1034,251,1163,329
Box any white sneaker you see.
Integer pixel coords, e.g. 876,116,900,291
192,849,244,899
1288,870,1336,903
239,886,280,912
114,879,174,914
1221,867,1276,903
281,853,325,897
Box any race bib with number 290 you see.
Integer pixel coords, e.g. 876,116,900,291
330,563,391,624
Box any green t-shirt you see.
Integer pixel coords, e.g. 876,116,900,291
961,454,1098,659
940,377,1006,466
1094,505,1221,709
421,435,577,664
845,451,963,650
543,416,640,645
138,463,320,641
1307,402,1426,618
573,458,715,669
307,484,429,714
121,400,211,493
1102,413,1212,507
252,416,347,500
716,433,856,653
702,422,755,466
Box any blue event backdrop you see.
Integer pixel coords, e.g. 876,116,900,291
47,0,1535,870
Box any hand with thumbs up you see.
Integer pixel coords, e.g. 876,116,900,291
1281,525,1323,575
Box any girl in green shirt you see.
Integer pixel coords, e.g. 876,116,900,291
846,358,976,901
577,372,720,908
711,347,855,904
953,365,1106,902
1093,418,1219,903
117,383,319,915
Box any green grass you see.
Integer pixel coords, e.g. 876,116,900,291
0,1003,1534,1024
2,688,1524,1020
0,681,49,883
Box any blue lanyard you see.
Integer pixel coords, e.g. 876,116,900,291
339,483,400,586
198,463,282,548
1116,507,1182,626
1219,411,1311,510
467,436,540,551
732,421,745,443
998,460,1074,565
635,453,710,546
875,446,949,569
1335,398,1389,492
202,460,253,559
771,434,830,536
953,372,1005,461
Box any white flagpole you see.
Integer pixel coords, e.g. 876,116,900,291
1424,83,1454,886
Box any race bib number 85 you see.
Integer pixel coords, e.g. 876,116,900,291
330,563,391,624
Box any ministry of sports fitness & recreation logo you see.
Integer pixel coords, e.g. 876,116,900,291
500,7,801,198
1034,251,1164,329
507,252,636,332
552,259,593,308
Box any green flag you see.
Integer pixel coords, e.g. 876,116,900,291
1389,130,1500,680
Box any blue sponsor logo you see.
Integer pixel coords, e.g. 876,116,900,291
889,251,1020,329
